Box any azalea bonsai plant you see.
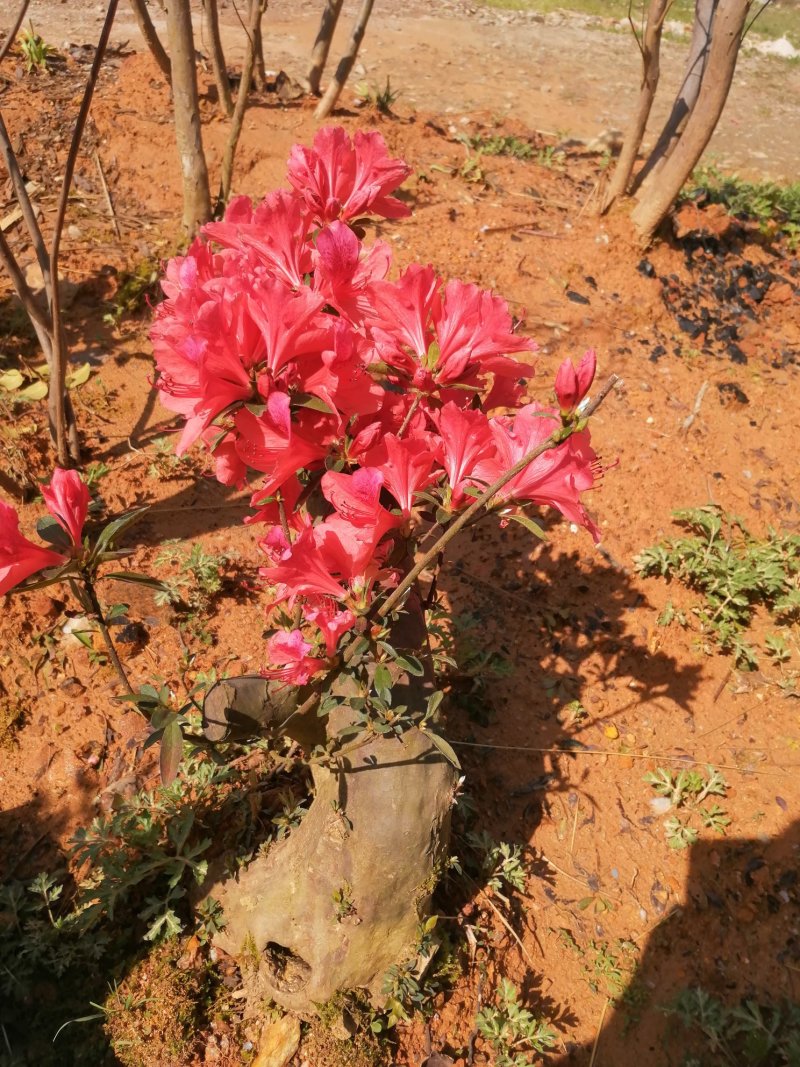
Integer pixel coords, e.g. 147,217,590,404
1,126,613,1021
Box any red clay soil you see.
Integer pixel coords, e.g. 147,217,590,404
1,38,799,1067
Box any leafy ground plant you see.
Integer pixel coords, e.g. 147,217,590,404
665,987,800,1066
644,764,730,849
635,506,800,668
687,166,800,248
18,23,54,73
475,977,557,1065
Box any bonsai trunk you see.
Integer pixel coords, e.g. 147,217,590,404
201,608,458,1012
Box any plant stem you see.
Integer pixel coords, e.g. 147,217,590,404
73,575,134,695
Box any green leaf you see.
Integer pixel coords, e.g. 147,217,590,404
506,510,549,540
17,379,48,402
425,730,461,770
92,507,149,558
393,653,425,677
66,363,92,390
425,690,444,720
159,718,184,785
101,571,169,592
0,369,24,391
36,515,72,551
373,662,392,698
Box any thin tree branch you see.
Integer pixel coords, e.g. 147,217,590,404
49,0,119,466
314,0,374,120
377,374,622,622
0,112,51,296
128,0,171,82
0,228,52,334
0,0,31,66
72,577,134,695
218,0,262,204
308,0,344,95
202,0,233,116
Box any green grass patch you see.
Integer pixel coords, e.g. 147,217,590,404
474,0,800,45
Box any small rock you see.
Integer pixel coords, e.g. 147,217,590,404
253,1015,301,1067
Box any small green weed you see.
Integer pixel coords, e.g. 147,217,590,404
105,256,164,324
665,987,800,1066
644,765,730,849
475,977,557,1065
355,76,400,114
70,752,225,942
583,938,639,999
458,133,536,160
146,435,191,479
154,540,230,612
375,916,447,1032
19,23,54,73
427,607,513,725
635,506,800,668
465,829,527,900
687,166,800,247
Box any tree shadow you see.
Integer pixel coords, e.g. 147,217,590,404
432,515,706,1053
551,820,800,1065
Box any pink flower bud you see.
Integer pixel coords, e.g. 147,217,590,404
555,349,597,413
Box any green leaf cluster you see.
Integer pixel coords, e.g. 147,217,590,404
635,506,800,668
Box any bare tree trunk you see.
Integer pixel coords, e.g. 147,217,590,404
633,0,717,195
307,0,344,95
202,0,232,116
631,0,749,245
129,0,171,83
219,0,261,203
314,0,374,121
601,0,672,213
166,0,211,234
252,3,267,92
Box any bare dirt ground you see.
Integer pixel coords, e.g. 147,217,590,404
1,5,799,1067
23,0,800,181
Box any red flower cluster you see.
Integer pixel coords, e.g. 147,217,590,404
151,126,605,684
0,469,88,595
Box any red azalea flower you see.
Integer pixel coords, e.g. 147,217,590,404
303,599,356,657
286,127,411,225
474,403,601,541
0,500,68,596
364,433,440,516
41,468,89,549
554,349,597,414
262,629,326,686
321,468,400,540
313,220,391,323
234,393,328,497
433,403,495,506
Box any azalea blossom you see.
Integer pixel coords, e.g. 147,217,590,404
433,403,495,506
554,349,597,414
263,629,326,686
363,434,440,517
286,126,411,224
41,468,90,549
474,404,601,541
303,599,356,657
0,500,69,596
